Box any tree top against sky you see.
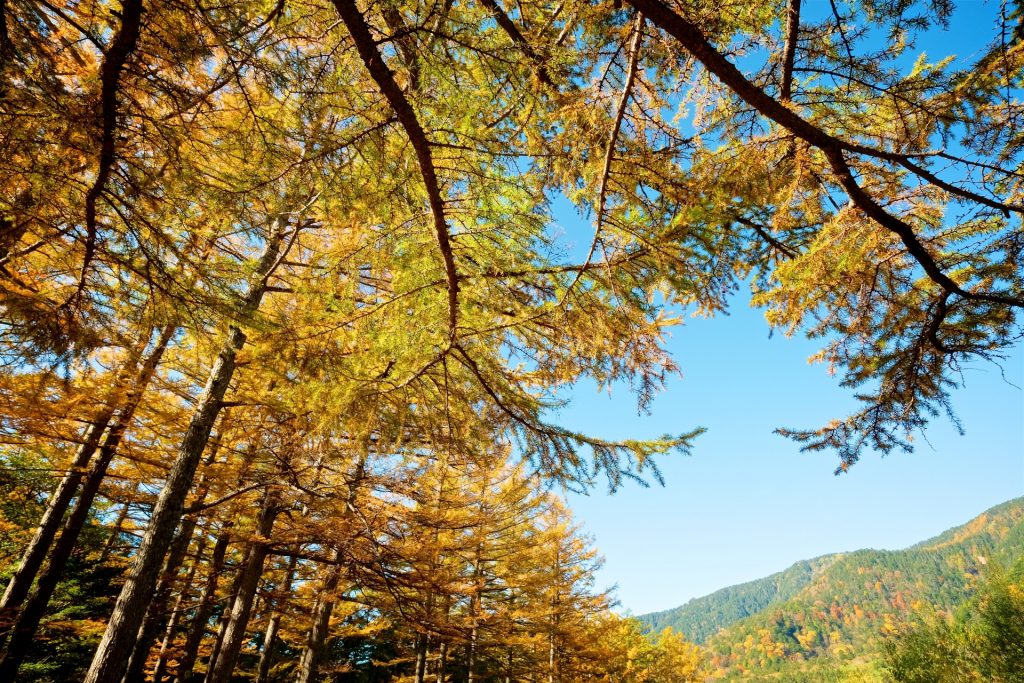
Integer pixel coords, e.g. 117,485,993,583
1,0,1021,477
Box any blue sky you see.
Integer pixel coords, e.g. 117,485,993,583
552,1,1024,615
560,297,1022,615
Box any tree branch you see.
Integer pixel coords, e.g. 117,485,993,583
625,0,1024,308
333,0,460,337
78,0,144,295
894,156,1022,217
183,482,265,515
732,214,798,258
477,0,554,86
570,13,644,297
824,147,1023,308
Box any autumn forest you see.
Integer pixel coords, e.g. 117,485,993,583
0,0,1022,681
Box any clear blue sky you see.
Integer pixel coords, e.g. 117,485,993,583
553,1,1024,616
560,300,1022,615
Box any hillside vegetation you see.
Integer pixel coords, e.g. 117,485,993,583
639,498,1024,680
638,556,840,644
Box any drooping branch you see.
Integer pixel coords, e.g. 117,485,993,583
625,0,1024,309
569,13,644,298
78,0,144,294
894,156,1023,216
334,0,460,338
823,147,1023,308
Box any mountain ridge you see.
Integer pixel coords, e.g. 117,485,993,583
637,553,842,644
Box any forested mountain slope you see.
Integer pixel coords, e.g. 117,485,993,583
639,498,1024,679
637,555,841,644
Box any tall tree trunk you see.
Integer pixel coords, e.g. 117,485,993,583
547,633,556,683
436,640,447,683
547,551,559,683
467,628,478,683
123,516,203,683
0,325,174,679
255,554,298,683
467,545,483,683
205,488,278,683
0,330,153,630
413,635,428,683
548,569,558,683
84,220,287,683
204,565,244,682
125,435,226,683
294,455,366,683
416,461,449,683
152,533,209,683
175,528,231,683
294,548,342,683
434,595,451,683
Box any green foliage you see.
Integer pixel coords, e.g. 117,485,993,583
884,560,1024,683
0,448,51,566
9,526,125,682
637,556,837,644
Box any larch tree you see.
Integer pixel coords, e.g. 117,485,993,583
0,0,1021,681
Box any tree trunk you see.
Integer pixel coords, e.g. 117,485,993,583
0,325,173,679
204,566,242,683
413,635,428,683
548,550,559,683
123,515,203,683
175,528,230,683
436,640,447,683
152,533,209,683
126,433,226,683
205,488,278,683
294,455,365,683
548,633,556,683
467,533,484,683
84,220,286,683
255,554,298,683
294,548,342,683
